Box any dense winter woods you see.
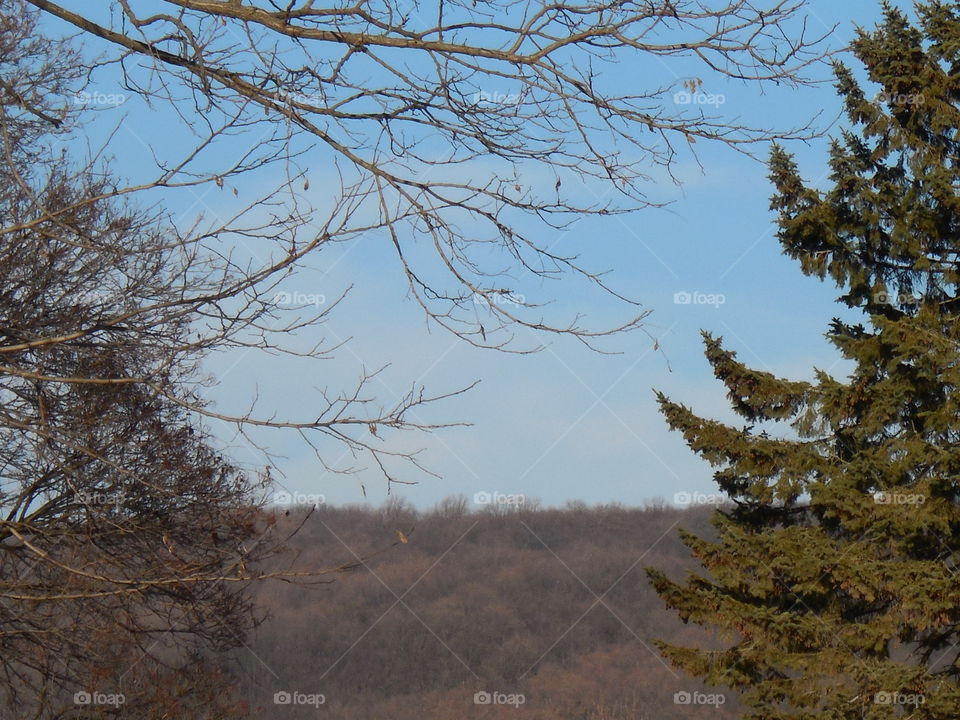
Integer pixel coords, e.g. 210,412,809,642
238,501,738,720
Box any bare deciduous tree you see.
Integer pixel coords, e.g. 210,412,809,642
27,0,833,349
13,0,837,490
0,5,424,716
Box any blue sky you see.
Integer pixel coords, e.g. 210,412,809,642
42,0,902,509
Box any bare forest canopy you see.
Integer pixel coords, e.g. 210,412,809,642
235,500,736,719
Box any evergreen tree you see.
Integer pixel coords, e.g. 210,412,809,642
647,3,960,718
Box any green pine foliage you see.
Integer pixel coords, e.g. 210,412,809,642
647,3,960,718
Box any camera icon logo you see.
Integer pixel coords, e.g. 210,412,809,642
473,491,492,506
73,691,91,705
673,290,692,305
274,690,292,705
674,690,692,704
474,691,492,705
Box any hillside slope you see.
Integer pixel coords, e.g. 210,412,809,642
235,499,740,719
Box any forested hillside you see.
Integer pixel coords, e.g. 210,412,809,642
234,500,738,719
